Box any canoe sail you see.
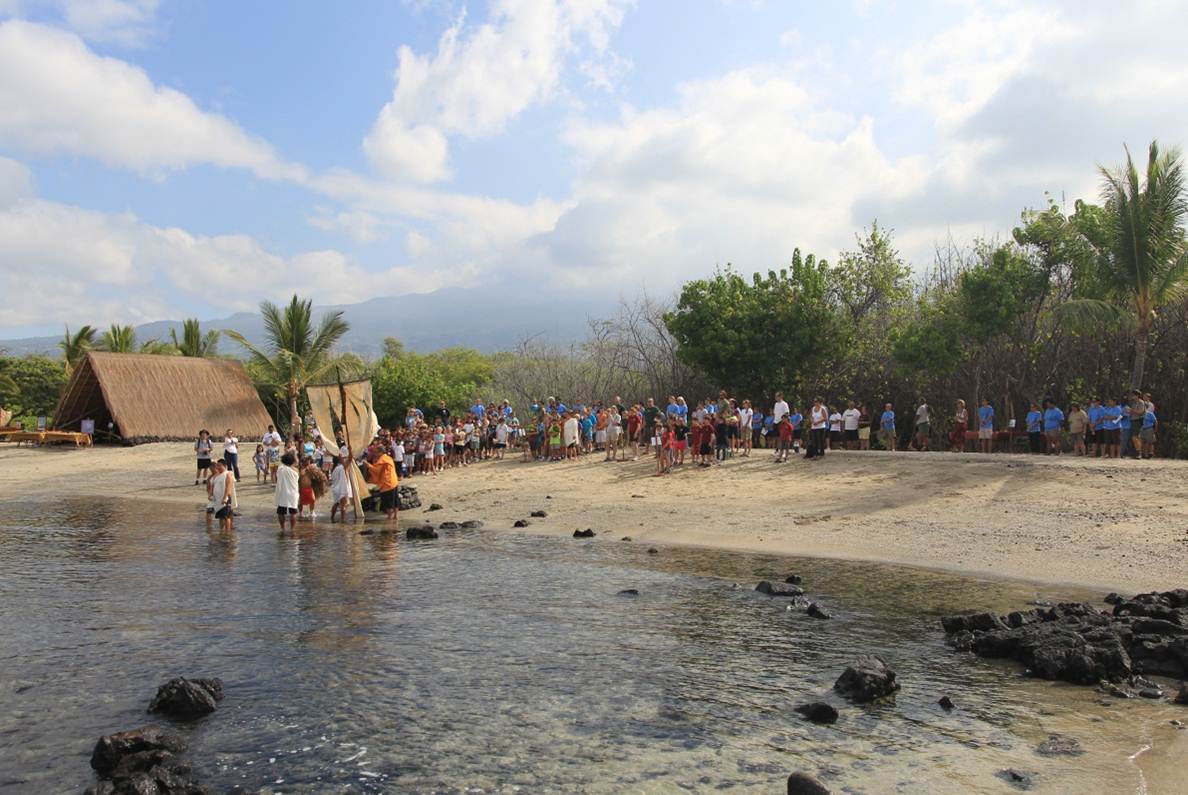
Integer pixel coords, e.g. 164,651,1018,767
306,378,380,522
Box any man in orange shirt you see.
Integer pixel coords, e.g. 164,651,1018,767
366,443,399,522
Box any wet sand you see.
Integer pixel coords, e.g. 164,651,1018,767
2,441,1185,594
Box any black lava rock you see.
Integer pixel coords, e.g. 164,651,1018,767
942,592,1188,684
91,725,187,778
459,520,483,528
617,589,640,597
573,528,595,538
784,574,804,585
794,702,838,724
513,519,530,528
786,771,831,795
756,581,804,597
938,695,955,710
806,602,832,620
406,526,438,540
647,547,658,554
996,768,1034,790
396,485,421,511
833,655,900,703
438,521,460,530
530,510,548,518
426,503,443,512
147,678,223,721
1035,734,1083,756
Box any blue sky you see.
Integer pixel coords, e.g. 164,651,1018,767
1,0,1185,337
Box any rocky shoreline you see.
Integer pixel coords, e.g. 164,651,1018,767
941,588,1188,696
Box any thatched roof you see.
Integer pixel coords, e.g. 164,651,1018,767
54,352,274,442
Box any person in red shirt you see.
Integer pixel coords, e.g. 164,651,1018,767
776,415,794,462
627,405,644,461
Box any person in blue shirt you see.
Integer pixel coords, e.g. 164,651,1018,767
1119,408,1132,460
1042,400,1064,455
471,400,485,421
878,403,897,451
977,399,995,454
1138,407,1157,459
789,408,804,453
1025,402,1043,454
763,413,774,449
1086,398,1105,457
1101,398,1123,458
751,409,764,449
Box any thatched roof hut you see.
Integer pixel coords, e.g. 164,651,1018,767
54,352,274,443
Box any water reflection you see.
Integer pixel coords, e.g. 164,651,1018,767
0,496,1182,794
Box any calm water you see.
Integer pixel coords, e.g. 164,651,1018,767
0,498,1183,794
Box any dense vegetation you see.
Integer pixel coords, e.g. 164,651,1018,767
2,142,1184,454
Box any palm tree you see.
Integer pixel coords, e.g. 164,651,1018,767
59,325,96,373
1065,141,1188,388
99,324,137,353
170,319,220,357
225,295,350,434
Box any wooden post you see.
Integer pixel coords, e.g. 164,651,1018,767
337,367,352,464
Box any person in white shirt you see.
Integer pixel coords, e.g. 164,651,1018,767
772,392,789,425
222,429,240,481
495,419,509,460
261,424,282,446
915,401,932,451
807,399,829,459
828,407,843,450
842,401,861,450
329,455,354,523
209,460,236,531
737,400,754,457
275,451,300,531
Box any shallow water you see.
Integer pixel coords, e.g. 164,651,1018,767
0,498,1183,794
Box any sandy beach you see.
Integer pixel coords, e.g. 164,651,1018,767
2,442,1185,594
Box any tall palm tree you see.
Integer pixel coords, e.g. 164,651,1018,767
1064,141,1188,388
170,318,220,357
99,324,137,353
59,325,96,373
225,295,350,434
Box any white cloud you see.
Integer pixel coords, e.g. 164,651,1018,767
307,207,386,244
1,0,160,46
364,0,631,182
0,20,305,180
0,154,34,207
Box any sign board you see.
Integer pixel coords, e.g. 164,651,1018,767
80,419,95,436
36,416,47,431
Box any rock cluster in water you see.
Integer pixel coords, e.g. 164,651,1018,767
942,589,1188,685
832,655,900,702
87,725,202,795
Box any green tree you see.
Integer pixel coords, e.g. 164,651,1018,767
58,325,96,374
170,319,221,357
99,324,137,353
370,339,493,425
664,251,839,399
829,221,912,324
0,355,68,419
225,295,350,433
1080,141,1188,388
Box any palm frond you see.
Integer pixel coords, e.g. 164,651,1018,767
1052,298,1131,333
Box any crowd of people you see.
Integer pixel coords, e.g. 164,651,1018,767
194,388,1163,529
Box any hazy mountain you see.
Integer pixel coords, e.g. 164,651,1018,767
0,287,618,358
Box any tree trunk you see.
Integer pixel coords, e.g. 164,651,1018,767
1131,324,1149,389
288,387,300,438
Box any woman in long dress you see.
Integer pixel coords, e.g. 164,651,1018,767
329,456,353,523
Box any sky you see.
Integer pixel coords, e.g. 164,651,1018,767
0,0,1184,338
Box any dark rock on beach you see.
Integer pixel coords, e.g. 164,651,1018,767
784,574,804,585
459,519,483,528
942,589,1188,684
786,771,831,795
806,602,832,620
147,678,223,721
833,655,900,702
1035,734,1083,756
438,521,460,530
617,589,640,597
938,695,955,710
1176,683,1188,704
513,519,530,528
756,581,804,597
794,702,839,724
573,528,595,538
647,547,658,554
396,485,421,511
425,503,443,512
530,510,548,518
996,768,1035,790
406,526,438,540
